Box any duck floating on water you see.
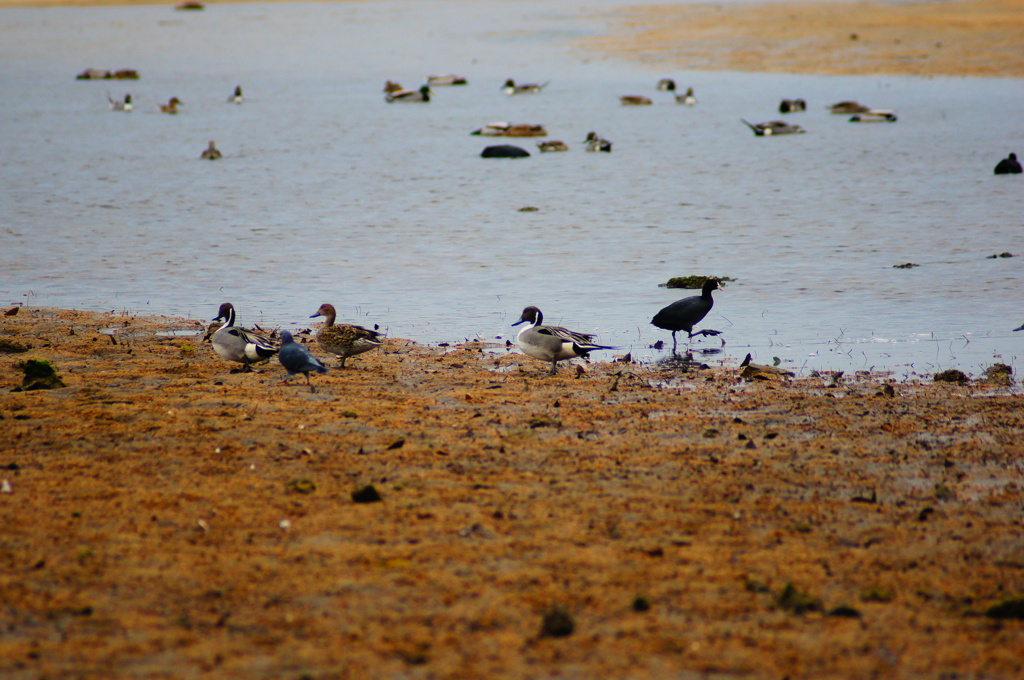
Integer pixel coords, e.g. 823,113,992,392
310,303,383,368
675,86,697,106
227,85,243,104
210,302,278,372
107,93,132,111
620,95,652,106
502,79,548,95
582,131,612,152
385,85,431,103
849,110,897,122
995,152,1022,175
828,101,871,114
159,97,182,114
383,80,403,94
657,78,676,91
651,279,724,352
512,306,615,375
742,119,805,136
481,144,530,158
779,98,806,113
537,140,569,152
427,74,467,86
471,122,548,137
200,141,222,160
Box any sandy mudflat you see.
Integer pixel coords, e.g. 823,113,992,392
1,308,1023,678
583,0,1024,78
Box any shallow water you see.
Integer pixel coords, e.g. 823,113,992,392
1,0,1022,377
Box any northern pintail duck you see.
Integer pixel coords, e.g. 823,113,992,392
471,122,548,137
210,302,278,371
227,85,243,104
427,73,467,86
200,141,222,160
676,86,697,106
582,131,612,152
537,140,569,152
779,98,806,113
310,303,383,368
502,79,548,95
849,110,897,122
481,144,530,158
278,330,328,392
383,80,403,94
108,93,132,111
512,306,614,375
620,95,652,106
651,279,724,352
159,97,182,114
657,78,676,91
828,101,871,114
385,85,431,103
77,68,139,80
995,152,1022,175
741,119,805,136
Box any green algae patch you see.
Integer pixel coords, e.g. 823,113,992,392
13,359,65,392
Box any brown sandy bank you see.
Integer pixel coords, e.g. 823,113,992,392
582,0,1024,78
2,308,1023,678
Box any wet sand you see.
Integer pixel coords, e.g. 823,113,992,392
583,0,1024,78
2,308,1023,678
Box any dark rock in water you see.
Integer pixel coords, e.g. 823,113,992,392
986,252,1014,259
481,144,530,158
985,597,1024,620
539,606,574,637
934,369,969,384
352,485,382,504
981,363,1013,384
13,360,65,392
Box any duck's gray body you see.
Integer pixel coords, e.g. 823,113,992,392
651,279,724,351
742,119,805,136
512,306,614,375
386,85,431,102
210,302,278,371
278,330,328,391
502,79,547,95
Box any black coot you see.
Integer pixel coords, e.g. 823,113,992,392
651,278,723,351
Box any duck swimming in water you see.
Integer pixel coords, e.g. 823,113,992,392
200,141,222,160
502,79,548,95
582,131,612,152
385,85,431,102
994,152,1022,175
159,97,182,114
742,119,805,136
108,93,132,111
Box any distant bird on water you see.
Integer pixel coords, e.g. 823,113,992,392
227,85,243,104
481,144,530,158
278,330,328,392
502,79,548,95
620,95,652,106
159,97,182,114
512,306,615,375
651,279,724,352
310,303,383,368
200,141,222,160
108,93,132,111
386,85,431,103
675,86,697,106
779,98,806,113
383,80,403,94
583,131,612,152
995,152,1022,175
210,302,278,371
656,78,676,91
742,119,805,136
537,140,569,152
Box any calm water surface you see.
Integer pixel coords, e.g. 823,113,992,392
2,1,1022,377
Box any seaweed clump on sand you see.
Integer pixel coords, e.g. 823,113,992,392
933,369,969,385
661,275,734,289
981,363,1013,385
13,359,65,392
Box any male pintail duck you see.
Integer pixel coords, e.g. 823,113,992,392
210,302,278,371
512,306,614,375
828,101,871,114
849,110,897,122
651,279,724,352
481,144,530,158
742,119,805,136
310,303,383,368
227,85,243,104
995,152,1022,175
159,97,182,114
583,131,612,152
471,122,548,137
200,141,222,160
427,74,467,86
676,87,697,105
278,330,328,392
657,78,676,91
620,95,652,106
385,85,431,103
779,98,806,113
537,140,569,152
502,79,548,95
108,93,132,111
383,80,403,94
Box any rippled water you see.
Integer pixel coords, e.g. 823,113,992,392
2,1,1022,377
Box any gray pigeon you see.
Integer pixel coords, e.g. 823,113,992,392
278,330,328,392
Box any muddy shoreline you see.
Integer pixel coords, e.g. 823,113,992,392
2,308,1023,678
